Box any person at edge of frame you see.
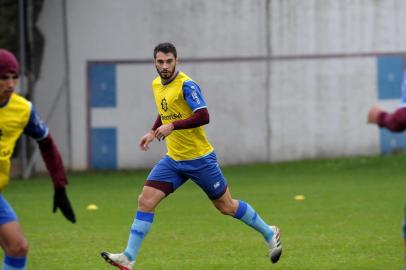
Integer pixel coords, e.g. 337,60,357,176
0,48,76,270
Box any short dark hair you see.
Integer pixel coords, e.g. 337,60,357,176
153,42,177,59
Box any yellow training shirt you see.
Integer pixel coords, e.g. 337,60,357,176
152,71,213,160
0,93,31,191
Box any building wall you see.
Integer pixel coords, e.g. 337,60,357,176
34,0,406,170
33,0,70,171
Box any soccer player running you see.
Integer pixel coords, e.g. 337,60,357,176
0,49,76,270
101,42,282,270
367,71,406,270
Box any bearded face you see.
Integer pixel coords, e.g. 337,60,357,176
154,52,177,82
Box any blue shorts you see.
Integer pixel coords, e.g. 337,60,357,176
0,195,17,225
147,151,228,200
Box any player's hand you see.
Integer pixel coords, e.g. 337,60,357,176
154,123,174,141
139,131,155,151
53,187,76,223
367,106,382,124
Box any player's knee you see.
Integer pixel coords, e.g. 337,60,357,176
137,193,156,212
7,239,29,256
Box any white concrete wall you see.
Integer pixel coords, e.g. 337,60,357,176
270,58,378,161
34,0,70,171
35,0,406,170
271,0,406,55
269,0,406,161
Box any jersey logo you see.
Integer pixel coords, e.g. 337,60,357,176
161,98,168,112
191,90,201,105
160,112,182,121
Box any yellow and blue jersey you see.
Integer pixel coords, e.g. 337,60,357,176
0,93,48,191
151,71,213,160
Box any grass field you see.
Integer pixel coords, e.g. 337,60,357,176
2,153,405,269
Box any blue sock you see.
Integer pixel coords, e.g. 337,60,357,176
123,211,154,261
3,256,26,270
233,200,274,242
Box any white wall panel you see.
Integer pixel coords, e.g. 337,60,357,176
270,58,379,161
271,0,406,55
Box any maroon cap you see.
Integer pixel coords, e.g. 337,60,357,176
0,49,19,76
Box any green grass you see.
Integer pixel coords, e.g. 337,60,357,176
2,153,406,269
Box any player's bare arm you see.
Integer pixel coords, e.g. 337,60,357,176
139,131,155,151
154,123,174,141
367,106,382,124
368,106,406,131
